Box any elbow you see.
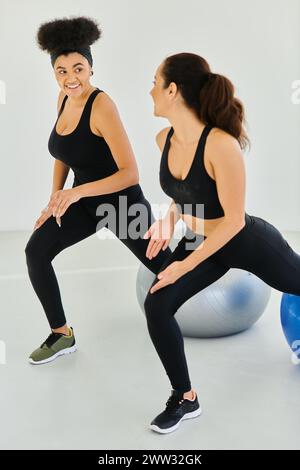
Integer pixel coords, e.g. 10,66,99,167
125,167,139,186
132,173,139,185
224,215,246,231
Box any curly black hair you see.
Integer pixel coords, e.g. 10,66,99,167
36,16,102,53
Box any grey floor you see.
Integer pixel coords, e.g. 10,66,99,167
1,228,300,450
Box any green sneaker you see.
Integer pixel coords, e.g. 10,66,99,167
29,327,77,365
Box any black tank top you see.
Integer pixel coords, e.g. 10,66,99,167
48,87,141,205
159,125,224,219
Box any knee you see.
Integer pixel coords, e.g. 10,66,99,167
143,292,153,316
143,289,170,323
149,250,172,275
24,234,55,266
24,237,39,264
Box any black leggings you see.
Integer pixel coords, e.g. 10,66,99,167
25,186,171,329
144,213,300,393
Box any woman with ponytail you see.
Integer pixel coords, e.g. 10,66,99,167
144,53,300,433
25,16,171,365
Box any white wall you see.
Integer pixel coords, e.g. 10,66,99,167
0,0,299,231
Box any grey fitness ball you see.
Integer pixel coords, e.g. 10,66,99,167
136,263,271,338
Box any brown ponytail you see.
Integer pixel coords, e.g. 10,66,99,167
161,53,250,150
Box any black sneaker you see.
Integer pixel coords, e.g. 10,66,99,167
150,389,202,434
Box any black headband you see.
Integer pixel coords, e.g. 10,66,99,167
50,45,93,68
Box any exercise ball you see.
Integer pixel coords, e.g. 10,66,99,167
136,263,271,338
280,293,300,363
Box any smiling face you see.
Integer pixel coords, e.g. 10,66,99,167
150,61,179,118
53,52,92,96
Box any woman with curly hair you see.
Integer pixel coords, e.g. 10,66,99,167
143,53,300,433
25,16,171,365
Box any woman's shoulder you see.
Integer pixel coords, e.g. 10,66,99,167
155,127,172,152
209,126,238,143
93,89,116,109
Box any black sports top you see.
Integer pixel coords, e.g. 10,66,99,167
159,125,225,219
48,87,141,204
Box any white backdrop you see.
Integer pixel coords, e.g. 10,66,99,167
0,0,299,231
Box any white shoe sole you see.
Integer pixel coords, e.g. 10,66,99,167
150,406,202,434
28,344,77,365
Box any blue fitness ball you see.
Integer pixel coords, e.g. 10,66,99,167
280,293,300,362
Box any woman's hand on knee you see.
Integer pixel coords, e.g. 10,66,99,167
48,188,81,226
33,206,53,231
150,261,185,293
144,217,174,259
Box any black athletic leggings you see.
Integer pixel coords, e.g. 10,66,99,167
25,186,171,329
144,213,300,393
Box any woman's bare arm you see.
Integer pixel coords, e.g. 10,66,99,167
51,160,70,196
51,91,70,196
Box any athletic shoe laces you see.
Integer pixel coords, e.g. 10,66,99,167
40,332,62,349
165,393,185,412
